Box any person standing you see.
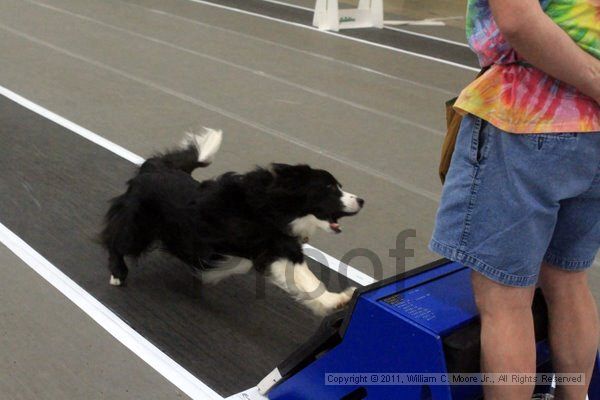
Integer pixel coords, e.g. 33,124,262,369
430,0,600,399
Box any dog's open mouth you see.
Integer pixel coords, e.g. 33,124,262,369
328,211,359,234
329,219,342,233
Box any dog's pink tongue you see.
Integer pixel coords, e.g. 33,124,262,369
330,222,342,233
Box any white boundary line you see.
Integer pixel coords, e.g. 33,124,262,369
259,0,310,11
227,386,268,400
0,222,223,400
0,86,144,166
0,22,441,200
0,85,372,286
127,3,456,96
258,0,470,48
21,0,443,138
303,244,375,286
183,0,479,72
383,26,470,48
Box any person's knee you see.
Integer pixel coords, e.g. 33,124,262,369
539,262,590,302
471,271,535,318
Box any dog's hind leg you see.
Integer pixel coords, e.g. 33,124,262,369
200,257,253,285
108,251,128,286
267,259,356,317
102,191,159,286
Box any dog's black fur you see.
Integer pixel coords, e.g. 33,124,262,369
100,132,363,287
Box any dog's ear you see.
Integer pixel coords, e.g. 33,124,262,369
264,164,311,211
269,163,290,177
269,163,312,184
268,163,284,177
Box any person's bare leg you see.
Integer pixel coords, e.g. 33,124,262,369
471,271,537,400
539,263,600,400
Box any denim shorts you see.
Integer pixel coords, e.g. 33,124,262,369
430,114,600,287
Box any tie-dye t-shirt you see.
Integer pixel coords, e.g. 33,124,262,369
454,0,600,133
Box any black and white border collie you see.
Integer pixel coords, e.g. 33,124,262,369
101,129,364,316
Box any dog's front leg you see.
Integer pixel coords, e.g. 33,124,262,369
267,259,356,316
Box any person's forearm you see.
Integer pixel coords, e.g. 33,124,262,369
490,0,600,103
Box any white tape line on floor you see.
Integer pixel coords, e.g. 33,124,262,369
0,222,223,400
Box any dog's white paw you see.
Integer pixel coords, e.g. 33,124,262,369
310,287,357,316
338,286,357,306
109,275,123,286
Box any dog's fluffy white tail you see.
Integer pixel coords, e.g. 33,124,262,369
181,127,223,164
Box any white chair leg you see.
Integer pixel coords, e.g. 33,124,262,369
371,0,384,28
313,0,327,28
313,0,340,31
326,0,340,31
357,0,370,10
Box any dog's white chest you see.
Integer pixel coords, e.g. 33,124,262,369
288,215,330,242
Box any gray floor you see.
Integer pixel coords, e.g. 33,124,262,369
0,244,187,400
0,94,348,396
0,0,598,398
0,0,475,277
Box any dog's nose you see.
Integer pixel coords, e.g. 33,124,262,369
357,198,365,208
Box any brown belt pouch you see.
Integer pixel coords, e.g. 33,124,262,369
439,97,463,184
439,68,488,184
